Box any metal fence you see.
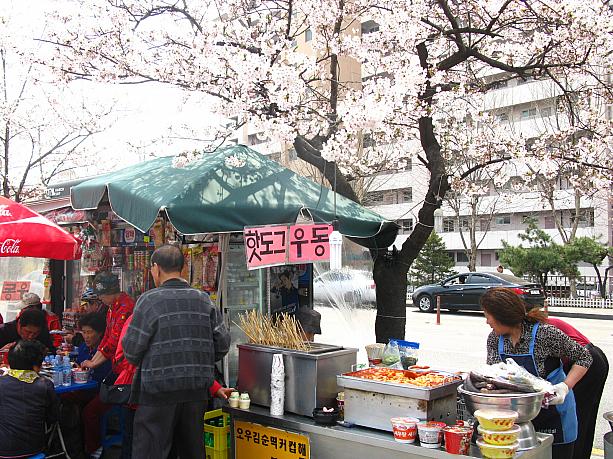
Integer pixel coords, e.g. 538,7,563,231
539,275,610,298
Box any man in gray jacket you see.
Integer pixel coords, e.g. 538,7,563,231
122,244,230,459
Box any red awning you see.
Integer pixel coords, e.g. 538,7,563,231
0,197,82,260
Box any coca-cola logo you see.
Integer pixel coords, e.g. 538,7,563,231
0,205,12,217
0,239,21,254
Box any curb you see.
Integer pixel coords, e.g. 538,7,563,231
547,311,613,321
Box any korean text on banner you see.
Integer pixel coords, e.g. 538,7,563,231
244,226,288,270
288,224,332,264
1,281,31,301
234,420,309,459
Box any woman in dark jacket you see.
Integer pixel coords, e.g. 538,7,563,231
0,340,60,458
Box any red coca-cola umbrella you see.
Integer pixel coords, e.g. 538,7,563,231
0,196,82,260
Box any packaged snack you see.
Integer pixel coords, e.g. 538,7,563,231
396,340,420,369
381,339,402,368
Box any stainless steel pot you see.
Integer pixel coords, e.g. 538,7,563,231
458,384,545,450
457,384,544,423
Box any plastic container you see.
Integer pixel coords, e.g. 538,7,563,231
390,417,420,444
478,424,521,446
52,356,63,387
474,409,518,431
417,421,446,448
238,393,250,410
72,368,90,384
443,425,473,454
228,392,240,408
204,409,231,451
476,438,520,458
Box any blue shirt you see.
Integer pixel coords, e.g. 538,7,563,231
76,342,112,383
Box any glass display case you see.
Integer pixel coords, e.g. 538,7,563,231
224,242,266,386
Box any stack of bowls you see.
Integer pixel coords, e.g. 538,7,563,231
474,409,520,458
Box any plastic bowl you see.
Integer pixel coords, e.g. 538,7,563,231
417,421,446,448
478,424,521,446
312,408,338,426
477,438,520,458
474,409,518,431
390,417,419,443
72,368,90,384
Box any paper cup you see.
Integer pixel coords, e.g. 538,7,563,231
417,421,447,448
443,425,473,454
391,417,420,443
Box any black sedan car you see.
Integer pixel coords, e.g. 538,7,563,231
411,272,545,312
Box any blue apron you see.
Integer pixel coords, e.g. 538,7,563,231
498,322,577,444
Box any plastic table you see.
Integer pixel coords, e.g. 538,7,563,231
54,379,98,394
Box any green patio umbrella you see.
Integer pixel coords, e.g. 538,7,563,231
70,145,397,248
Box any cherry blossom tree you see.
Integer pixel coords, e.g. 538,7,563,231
43,0,613,341
0,2,115,202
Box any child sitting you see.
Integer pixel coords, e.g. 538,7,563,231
0,340,60,458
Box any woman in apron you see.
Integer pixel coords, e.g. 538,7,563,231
481,288,592,459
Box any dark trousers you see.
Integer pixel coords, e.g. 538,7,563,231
132,400,207,459
82,394,111,453
121,406,136,459
572,344,609,459
553,442,575,459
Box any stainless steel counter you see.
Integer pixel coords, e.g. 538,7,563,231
224,405,553,459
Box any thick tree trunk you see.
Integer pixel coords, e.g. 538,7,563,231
373,251,409,343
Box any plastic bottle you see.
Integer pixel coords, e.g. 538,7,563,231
62,356,72,386
52,356,63,387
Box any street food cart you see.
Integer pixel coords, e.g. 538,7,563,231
64,145,396,386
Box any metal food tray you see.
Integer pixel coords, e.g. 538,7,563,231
337,369,462,401
241,342,344,355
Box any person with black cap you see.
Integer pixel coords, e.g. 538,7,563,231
295,307,321,342
80,271,134,372
80,271,135,457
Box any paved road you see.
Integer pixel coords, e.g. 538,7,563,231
315,305,613,453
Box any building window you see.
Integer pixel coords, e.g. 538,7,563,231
479,218,490,232
458,217,470,230
490,79,508,90
247,132,267,146
447,251,455,261
399,188,412,203
497,112,509,122
397,219,413,234
481,253,492,266
521,108,537,119
541,106,552,117
456,251,469,263
571,209,594,227
288,147,297,161
305,29,312,42
269,152,281,163
443,218,455,232
364,191,384,206
544,216,555,229
495,215,511,225
361,20,380,35
383,192,396,205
